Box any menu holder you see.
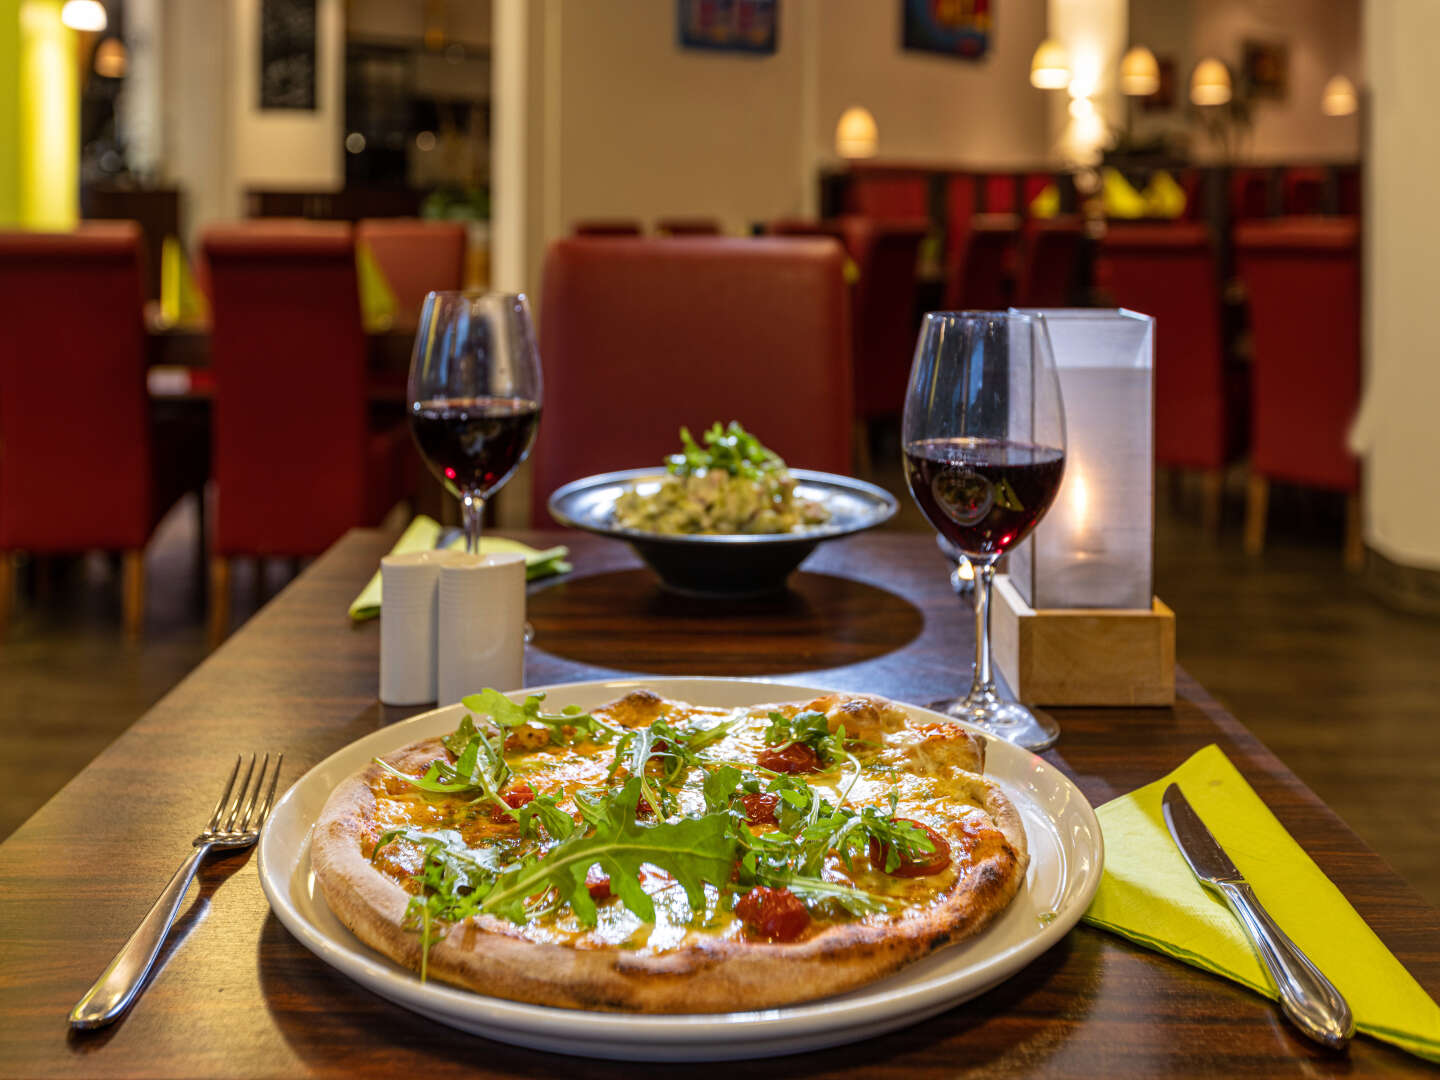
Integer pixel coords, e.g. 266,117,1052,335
990,574,1175,706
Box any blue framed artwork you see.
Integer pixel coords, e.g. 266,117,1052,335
902,0,990,61
677,0,779,55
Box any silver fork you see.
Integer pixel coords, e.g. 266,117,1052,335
69,753,283,1030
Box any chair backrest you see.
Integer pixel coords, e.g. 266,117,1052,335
1015,215,1084,307
943,174,979,281
355,218,466,318
1282,168,1327,216
845,166,930,219
1235,217,1361,491
944,213,1019,310
573,220,643,237
1231,169,1271,220
532,237,851,522
833,216,928,419
1099,223,1229,470
0,224,153,551
202,221,370,556
656,218,721,236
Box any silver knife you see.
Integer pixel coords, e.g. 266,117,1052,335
1161,783,1355,1050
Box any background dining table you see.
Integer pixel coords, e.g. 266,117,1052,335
1,527,1436,1077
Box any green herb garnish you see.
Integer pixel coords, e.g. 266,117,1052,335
666,421,786,481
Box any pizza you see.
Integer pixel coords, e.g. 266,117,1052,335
311,687,1029,1013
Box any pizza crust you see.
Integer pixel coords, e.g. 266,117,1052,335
311,694,1028,1013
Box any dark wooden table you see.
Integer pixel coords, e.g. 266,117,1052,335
2,530,1436,1077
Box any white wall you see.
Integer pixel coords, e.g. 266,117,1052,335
1359,0,1440,569
1131,0,1361,163
349,0,492,48
229,0,346,197
815,0,1049,169
553,0,812,236
163,0,230,236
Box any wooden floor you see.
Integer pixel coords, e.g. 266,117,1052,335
2,476,1437,908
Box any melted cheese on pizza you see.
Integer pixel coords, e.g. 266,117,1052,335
361,691,1013,953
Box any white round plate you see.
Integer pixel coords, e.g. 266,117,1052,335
257,677,1103,1062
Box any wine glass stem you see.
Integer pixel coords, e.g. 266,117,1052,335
968,560,999,701
461,490,485,554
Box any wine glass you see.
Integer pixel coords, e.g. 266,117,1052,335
408,291,543,553
902,311,1067,751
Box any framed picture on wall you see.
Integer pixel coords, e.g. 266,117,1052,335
902,0,990,60
677,0,779,55
260,0,317,110
1241,39,1289,101
1141,56,1177,112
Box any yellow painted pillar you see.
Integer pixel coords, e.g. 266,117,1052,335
16,0,77,229
0,1,22,224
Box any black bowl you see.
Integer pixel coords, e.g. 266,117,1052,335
547,468,898,597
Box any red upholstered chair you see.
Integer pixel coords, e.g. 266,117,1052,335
0,223,201,638
1235,218,1363,568
943,213,1019,310
202,222,412,641
355,218,466,319
1015,215,1084,307
845,166,930,219
532,237,851,522
573,220,643,236
831,217,928,426
1230,169,1271,220
943,174,979,279
1098,222,1235,532
656,218,722,236
983,174,1019,213
1282,168,1327,216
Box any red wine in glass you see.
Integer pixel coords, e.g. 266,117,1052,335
903,438,1065,560
410,396,541,498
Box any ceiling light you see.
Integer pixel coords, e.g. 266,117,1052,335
61,0,107,32
93,37,127,78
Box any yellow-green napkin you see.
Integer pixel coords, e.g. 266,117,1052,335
356,239,398,333
1082,744,1440,1063
348,515,570,621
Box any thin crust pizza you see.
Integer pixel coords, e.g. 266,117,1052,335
311,688,1028,1013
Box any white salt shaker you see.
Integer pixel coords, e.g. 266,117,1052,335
437,552,527,706
379,550,465,706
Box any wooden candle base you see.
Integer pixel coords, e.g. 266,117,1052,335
990,574,1175,707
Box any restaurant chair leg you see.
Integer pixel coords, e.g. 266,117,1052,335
208,557,232,648
1344,491,1366,573
1243,474,1269,557
121,550,145,640
0,551,13,641
1200,469,1224,537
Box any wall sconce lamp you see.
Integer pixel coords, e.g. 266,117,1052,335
1321,75,1358,117
835,106,879,159
1190,58,1233,106
1120,45,1160,96
1030,39,1071,90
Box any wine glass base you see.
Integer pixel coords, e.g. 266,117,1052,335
927,696,1060,752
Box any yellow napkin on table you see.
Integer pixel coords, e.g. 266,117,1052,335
1101,167,1148,219
356,239,398,333
1082,744,1440,1063
348,515,570,622
159,235,209,328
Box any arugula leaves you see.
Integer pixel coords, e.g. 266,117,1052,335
665,421,786,481
480,777,738,928
371,691,950,977
461,688,618,746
